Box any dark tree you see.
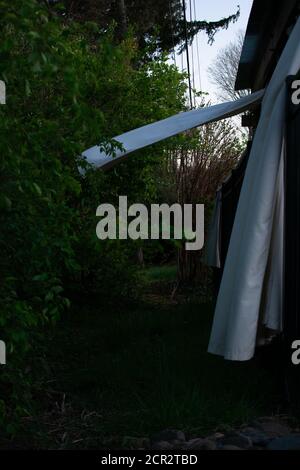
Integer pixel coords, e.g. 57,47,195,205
48,0,240,54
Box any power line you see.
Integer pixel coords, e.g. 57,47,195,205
189,0,196,107
194,0,202,92
182,0,193,109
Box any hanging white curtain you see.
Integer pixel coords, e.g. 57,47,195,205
81,91,264,171
208,17,300,361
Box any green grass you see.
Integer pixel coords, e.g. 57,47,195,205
43,295,282,447
142,264,177,283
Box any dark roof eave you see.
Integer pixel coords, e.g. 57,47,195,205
235,0,299,91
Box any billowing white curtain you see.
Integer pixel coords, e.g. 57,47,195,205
81,91,263,170
208,17,300,361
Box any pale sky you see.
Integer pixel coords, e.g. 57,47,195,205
176,0,253,103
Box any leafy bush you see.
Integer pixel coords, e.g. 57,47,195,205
0,0,187,431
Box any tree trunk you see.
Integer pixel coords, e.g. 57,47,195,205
136,247,144,268
116,0,127,39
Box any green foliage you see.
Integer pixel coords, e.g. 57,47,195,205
0,0,188,431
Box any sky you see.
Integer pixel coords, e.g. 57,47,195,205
176,0,253,103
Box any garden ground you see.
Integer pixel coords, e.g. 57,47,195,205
3,266,285,449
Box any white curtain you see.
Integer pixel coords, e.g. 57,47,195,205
208,17,300,361
81,91,263,171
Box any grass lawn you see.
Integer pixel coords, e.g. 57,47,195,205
31,271,283,448
142,265,178,283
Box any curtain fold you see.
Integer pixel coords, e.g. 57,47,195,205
208,17,300,361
